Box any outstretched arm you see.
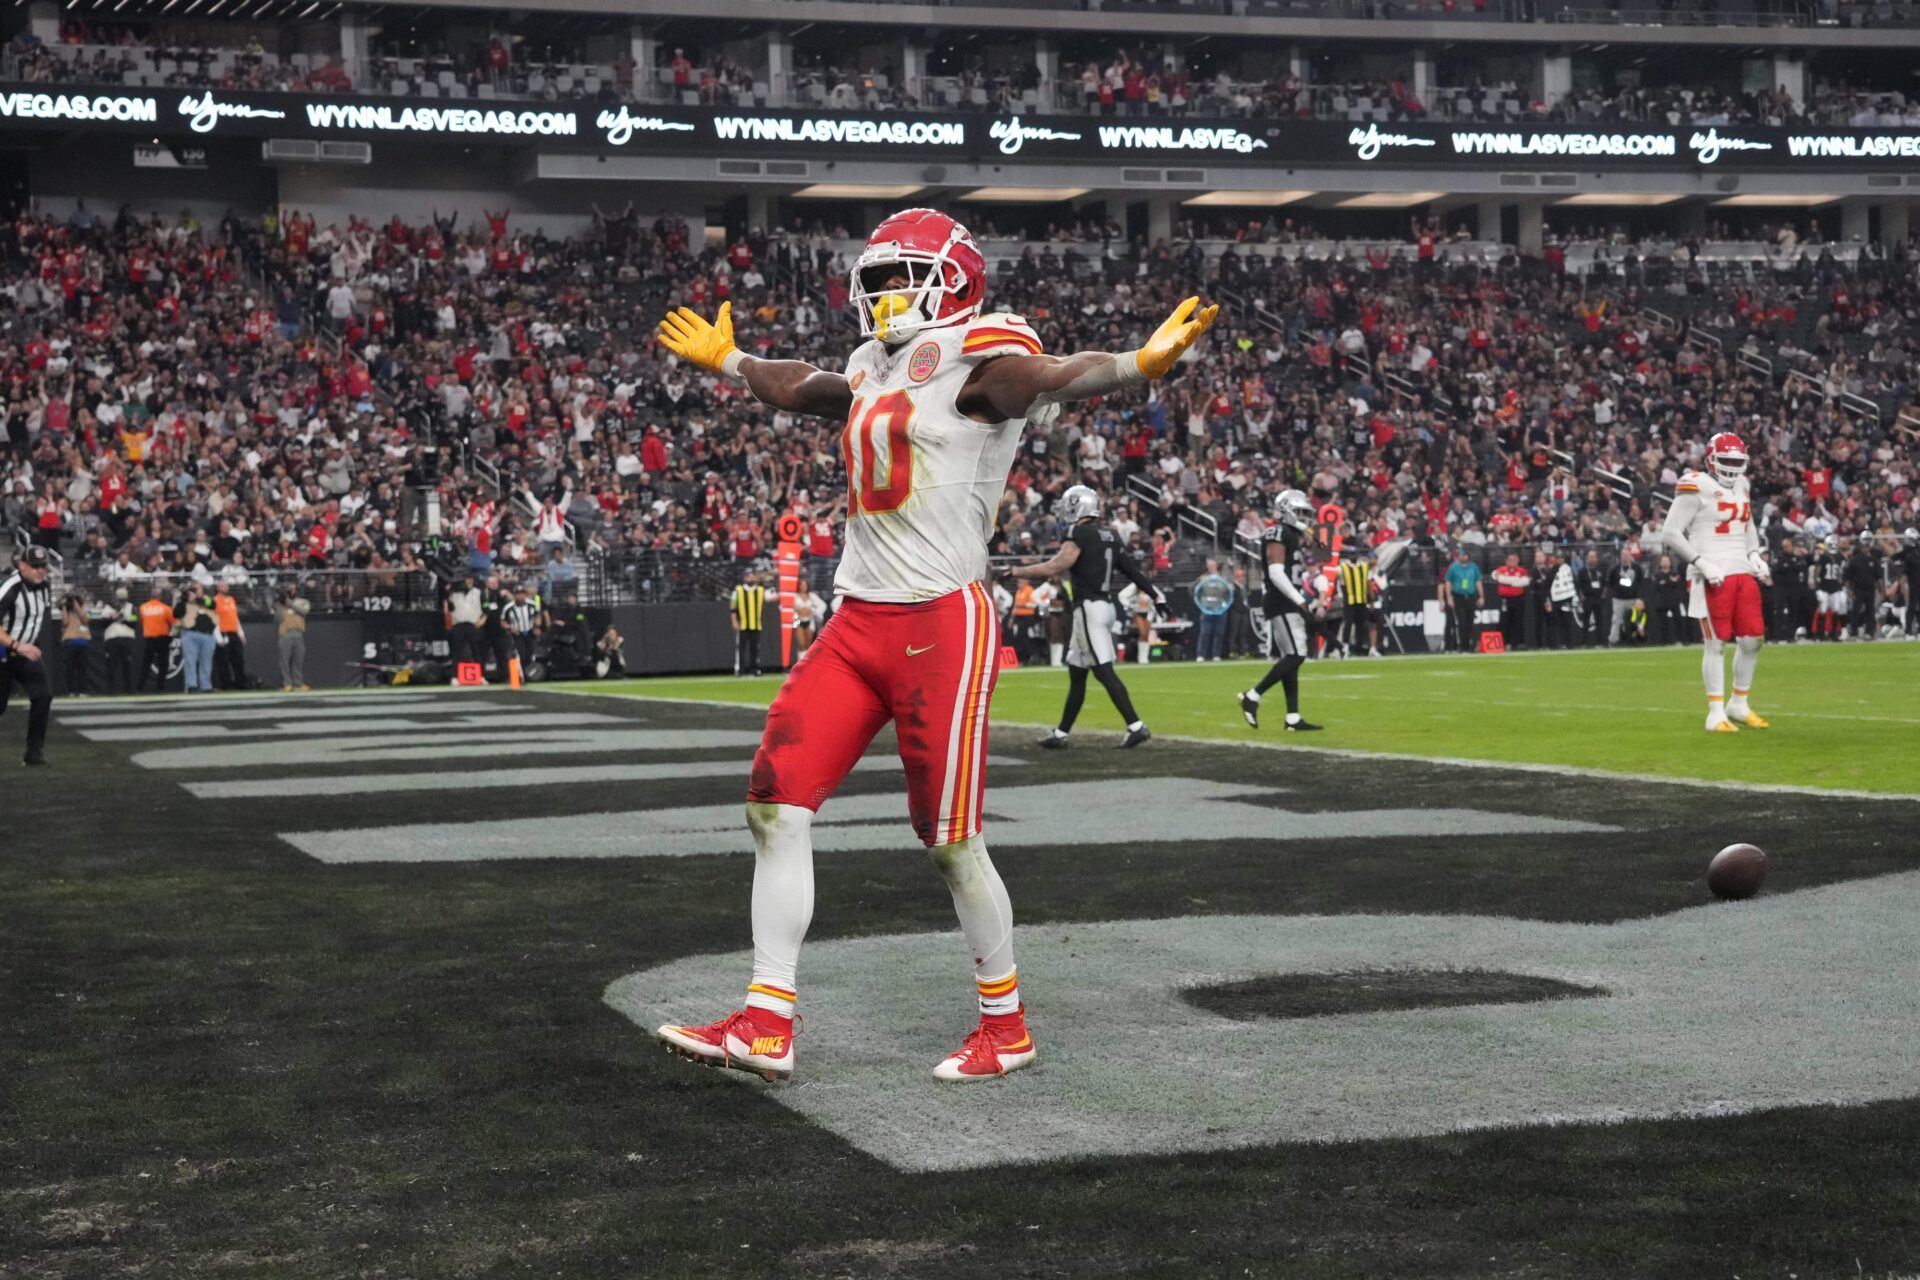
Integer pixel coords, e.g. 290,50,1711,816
1112,543,1162,601
657,302,852,419
1008,540,1080,581
957,296,1219,424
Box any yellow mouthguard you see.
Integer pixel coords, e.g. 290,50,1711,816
872,291,912,340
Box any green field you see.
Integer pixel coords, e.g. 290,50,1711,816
588,642,1920,795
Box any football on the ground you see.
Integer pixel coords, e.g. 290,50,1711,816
1707,843,1770,900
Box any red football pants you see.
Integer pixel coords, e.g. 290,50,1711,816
1703,573,1764,641
747,582,1000,847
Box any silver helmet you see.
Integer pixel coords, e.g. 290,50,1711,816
1054,484,1101,523
1272,488,1315,531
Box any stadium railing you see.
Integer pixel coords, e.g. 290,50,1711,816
64,568,443,614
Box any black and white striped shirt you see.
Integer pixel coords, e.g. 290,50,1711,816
502,600,540,634
0,571,52,655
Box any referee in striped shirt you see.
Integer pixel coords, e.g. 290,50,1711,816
730,572,767,677
1336,550,1382,658
0,545,55,766
503,585,541,673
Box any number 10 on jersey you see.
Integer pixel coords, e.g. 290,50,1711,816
843,390,915,515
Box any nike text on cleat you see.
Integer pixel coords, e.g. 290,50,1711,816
1119,725,1152,749
1237,692,1260,729
933,1014,1037,1082
1737,711,1770,729
1038,732,1071,750
1283,718,1324,732
656,1010,795,1082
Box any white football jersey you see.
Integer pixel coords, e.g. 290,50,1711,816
1668,469,1758,579
831,313,1040,603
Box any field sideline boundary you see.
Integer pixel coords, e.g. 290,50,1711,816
527,685,1920,803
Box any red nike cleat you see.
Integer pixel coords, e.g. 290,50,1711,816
656,1009,796,1082
933,1009,1037,1082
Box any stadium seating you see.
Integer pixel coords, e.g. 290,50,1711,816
2,203,1914,629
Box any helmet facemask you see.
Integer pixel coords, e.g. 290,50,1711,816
851,247,976,345
1274,490,1315,531
1710,448,1747,486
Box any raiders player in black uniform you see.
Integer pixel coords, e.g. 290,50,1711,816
1812,539,1847,641
1009,484,1162,748
1238,489,1323,731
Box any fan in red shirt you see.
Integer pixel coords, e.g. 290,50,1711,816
806,513,836,559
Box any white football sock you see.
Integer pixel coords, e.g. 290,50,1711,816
1048,642,1064,666
1244,688,1261,702
745,801,813,1021
1701,637,1727,713
1729,636,1761,713
929,833,1017,1014
1136,641,1150,664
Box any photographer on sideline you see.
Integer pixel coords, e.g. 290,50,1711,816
277,588,311,691
60,589,90,695
444,572,485,669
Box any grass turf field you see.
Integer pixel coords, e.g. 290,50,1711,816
589,641,1920,795
4,645,1918,1278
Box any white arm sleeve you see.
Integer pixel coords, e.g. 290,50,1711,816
1267,560,1307,608
1660,491,1703,565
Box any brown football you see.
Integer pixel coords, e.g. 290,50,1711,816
1707,843,1769,900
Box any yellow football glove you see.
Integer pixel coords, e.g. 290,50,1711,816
1135,296,1220,379
656,301,737,374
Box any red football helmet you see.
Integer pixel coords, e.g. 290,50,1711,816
850,208,985,344
1707,431,1748,485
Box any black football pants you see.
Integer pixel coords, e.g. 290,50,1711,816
0,652,51,756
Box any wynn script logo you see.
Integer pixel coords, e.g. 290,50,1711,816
597,106,697,146
1689,128,1773,164
1348,123,1437,161
179,92,285,134
988,116,1083,155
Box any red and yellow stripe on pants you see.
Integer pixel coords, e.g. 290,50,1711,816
937,581,1000,846
746,581,1002,848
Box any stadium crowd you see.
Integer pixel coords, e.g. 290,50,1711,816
11,24,1920,130
2,199,1917,667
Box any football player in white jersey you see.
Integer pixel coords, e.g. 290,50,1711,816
1659,430,1771,732
651,208,1217,1082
